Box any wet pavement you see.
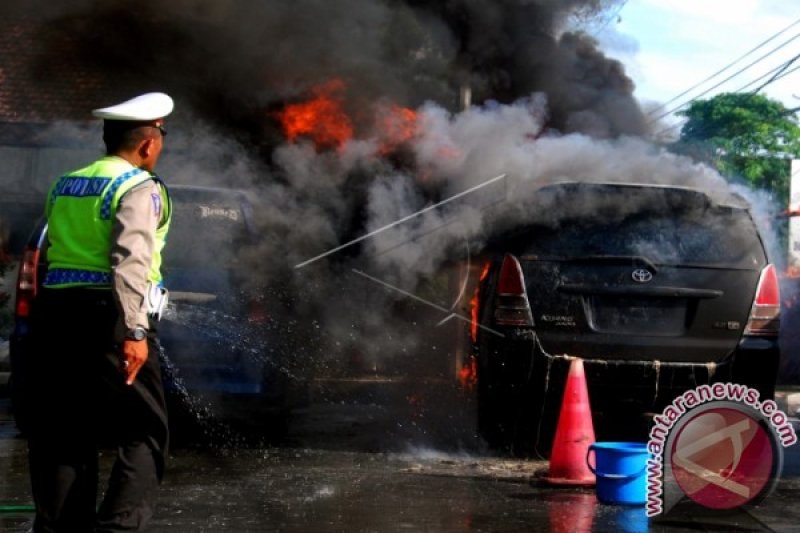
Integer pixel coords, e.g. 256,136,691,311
1,390,800,532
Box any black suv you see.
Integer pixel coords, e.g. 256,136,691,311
470,181,780,452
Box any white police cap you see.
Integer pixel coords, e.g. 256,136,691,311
92,92,174,121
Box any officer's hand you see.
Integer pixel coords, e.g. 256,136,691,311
121,339,148,385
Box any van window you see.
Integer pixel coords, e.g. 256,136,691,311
509,207,764,268
163,190,251,268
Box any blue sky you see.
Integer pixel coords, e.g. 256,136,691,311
594,1,800,123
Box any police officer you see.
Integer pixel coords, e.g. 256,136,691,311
25,93,174,532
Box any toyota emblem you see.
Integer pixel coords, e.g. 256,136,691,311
632,268,653,283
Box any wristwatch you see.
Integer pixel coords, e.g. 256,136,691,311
125,327,148,341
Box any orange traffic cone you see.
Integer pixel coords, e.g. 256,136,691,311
544,357,596,485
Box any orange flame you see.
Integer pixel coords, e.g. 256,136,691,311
458,356,478,391
470,262,492,343
275,79,353,150
375,104,418,155
274,80,420,155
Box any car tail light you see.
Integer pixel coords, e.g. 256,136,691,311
494,254,534,327
15,247,41,318
744,264,780,336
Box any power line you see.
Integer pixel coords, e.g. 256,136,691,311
652,55,800,140
589,0,629,37
647,15,800,117
737,57,800,93
647,29,800,125
750,52,800,94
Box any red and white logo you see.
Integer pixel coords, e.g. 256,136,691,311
670,406,775,509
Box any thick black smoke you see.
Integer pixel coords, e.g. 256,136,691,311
1,0,766,388
2,0,641,140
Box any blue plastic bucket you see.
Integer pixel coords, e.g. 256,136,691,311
586,442,649,505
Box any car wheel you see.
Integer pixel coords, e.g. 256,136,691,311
477,330,545,457
732,352,779,401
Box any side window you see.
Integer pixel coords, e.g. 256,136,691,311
163,193,250,268
509,209,762,268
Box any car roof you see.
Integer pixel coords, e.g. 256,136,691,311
480,179,762,255
530,180,751,210
167,184,253,202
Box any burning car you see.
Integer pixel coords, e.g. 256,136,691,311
10,184,298,438
468,181,780,453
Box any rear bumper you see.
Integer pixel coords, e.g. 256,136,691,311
479,330,779,409
567,336,779,406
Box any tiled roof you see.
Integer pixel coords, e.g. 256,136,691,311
0,13,124,124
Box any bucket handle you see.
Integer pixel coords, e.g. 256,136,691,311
586,444,648,480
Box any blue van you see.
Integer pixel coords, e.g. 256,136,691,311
10,185,298,438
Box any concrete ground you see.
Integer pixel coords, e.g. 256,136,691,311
1,386,800,532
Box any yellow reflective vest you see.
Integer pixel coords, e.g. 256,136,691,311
43,156,171,288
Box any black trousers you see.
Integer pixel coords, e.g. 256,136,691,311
22,288,169,533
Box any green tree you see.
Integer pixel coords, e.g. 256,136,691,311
674,92,800,205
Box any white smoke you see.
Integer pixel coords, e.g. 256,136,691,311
351,94,742,284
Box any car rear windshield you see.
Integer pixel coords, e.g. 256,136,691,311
163,190,252,268
495,186,766,268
